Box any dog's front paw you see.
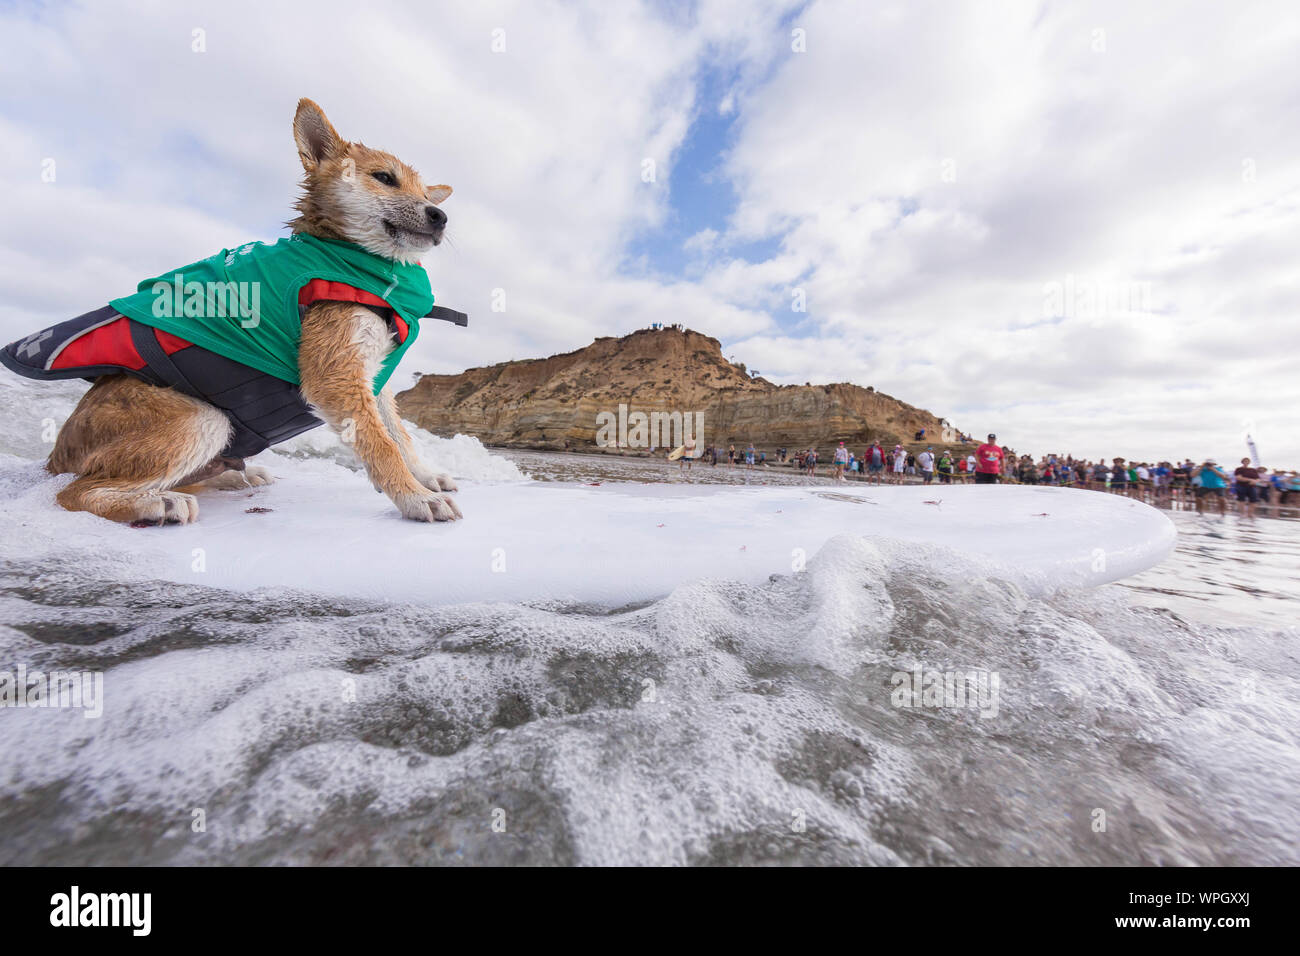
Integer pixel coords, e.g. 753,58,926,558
392,488,463,522
413,465,458,493
243,465,275,486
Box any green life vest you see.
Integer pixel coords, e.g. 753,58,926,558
109,233,434,394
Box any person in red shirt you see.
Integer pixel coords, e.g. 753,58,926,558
974,433,1004,485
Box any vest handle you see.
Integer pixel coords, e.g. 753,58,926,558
425,305,468,327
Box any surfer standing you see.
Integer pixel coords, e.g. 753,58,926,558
680,435,697,474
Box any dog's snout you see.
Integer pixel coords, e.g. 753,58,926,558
425,205,447,229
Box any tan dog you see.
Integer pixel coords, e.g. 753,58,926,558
46,99,462,525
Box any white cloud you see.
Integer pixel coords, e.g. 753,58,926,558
683,227,720,254
706,0,1300,465
1,0,1297,466
0,0,793,371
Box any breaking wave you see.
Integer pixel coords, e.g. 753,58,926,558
0,376,1296,865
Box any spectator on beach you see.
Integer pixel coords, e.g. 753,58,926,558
917,447,935,484
745,444,756,471
1233,457,1260,517
1194,459,1229,515
805,448,818,477
865,441,885,484
937,450,954,484
727,444,736,470
892,444,907,484
1019,455,1039,484
974,434,1003,485
1258,467,1278,516
1091,461,1109,490
833,441,849,482
1152,461,1171,500
1135,462,1150,495
1282,471,1300,509
1110,458,1128,495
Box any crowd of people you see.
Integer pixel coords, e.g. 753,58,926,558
679,437,1300,517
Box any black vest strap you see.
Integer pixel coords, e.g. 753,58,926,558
128,321,203,400
425,305,468,326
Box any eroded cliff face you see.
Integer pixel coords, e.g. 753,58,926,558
396,327,947,451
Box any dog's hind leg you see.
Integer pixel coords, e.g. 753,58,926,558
50,376,233,525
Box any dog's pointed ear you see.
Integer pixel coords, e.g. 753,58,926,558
294,98,343,171
425,184,453,205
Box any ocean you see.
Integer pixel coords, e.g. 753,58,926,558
1,382,1296,865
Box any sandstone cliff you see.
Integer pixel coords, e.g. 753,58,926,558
396,327,949,452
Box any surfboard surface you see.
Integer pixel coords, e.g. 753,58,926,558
0,457,1176,606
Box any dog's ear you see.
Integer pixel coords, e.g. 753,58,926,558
294,98,344,171
425,184,453,204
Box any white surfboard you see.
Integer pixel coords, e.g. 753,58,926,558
0,457,1176,607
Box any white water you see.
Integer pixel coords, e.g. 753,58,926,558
0,377,1296,865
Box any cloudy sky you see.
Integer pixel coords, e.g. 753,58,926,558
2,0,1297,465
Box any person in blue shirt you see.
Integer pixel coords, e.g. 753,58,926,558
1194,459,1229,515
1284,472,1300,512
1153,462,1172,502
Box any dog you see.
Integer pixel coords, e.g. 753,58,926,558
3,99,463,525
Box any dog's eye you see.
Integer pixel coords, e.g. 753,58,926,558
371,171,398,187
